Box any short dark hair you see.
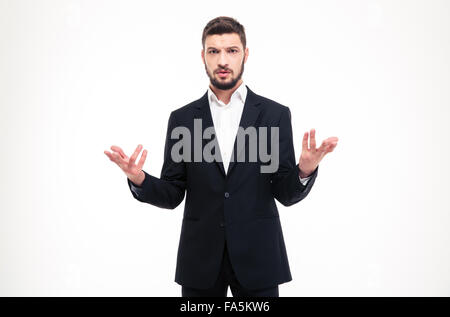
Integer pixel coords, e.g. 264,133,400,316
202,16,246,50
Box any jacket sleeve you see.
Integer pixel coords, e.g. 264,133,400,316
270,107,318,206
127,111,186,209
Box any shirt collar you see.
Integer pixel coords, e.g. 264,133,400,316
208,81,247,106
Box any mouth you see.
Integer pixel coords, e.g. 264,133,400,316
217,70,230,78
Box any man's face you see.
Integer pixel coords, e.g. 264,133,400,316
202,33,249,90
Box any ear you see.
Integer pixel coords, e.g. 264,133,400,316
201,48,205,64
244,47,249,63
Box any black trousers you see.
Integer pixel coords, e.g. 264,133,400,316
181,241,279,297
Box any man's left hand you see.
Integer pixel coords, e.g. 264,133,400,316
299,129,338,178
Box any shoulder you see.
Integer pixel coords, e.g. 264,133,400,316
250,89,291,123
168,96,204,123
257,93,290,114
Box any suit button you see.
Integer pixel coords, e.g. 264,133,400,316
224,192,229,198
220,222,225,228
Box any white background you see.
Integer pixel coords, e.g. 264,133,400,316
1,0,449,296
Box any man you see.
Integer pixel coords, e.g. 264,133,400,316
104,16,338,297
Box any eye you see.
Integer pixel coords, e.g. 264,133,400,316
230,49,238,53
209,50,218,54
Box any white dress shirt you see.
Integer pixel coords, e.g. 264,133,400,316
207,81,311,185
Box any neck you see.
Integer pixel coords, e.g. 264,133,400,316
209,79,243,105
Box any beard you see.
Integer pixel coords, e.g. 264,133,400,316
205,58,245,90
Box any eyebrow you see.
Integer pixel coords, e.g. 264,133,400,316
206,46,240,50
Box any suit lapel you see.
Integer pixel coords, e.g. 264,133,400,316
194,84,262,178
194,91,226,176
227,86,261,176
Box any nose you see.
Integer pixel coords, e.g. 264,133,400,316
218,51,228,69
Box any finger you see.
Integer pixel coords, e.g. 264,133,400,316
137,149,147,170
325,143,337,154
111,145,128,159
317,140,328,153
302,132,309,151
325,137,339,143
110,148,125,160
111,151,125,166
104,151,114,161
129,144,142,166
329,142,338,151
105,150,121,164
310,129,316,151
317,138,337,155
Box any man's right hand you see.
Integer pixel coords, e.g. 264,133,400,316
104,144,147,186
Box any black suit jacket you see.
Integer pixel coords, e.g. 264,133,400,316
127,85,319,290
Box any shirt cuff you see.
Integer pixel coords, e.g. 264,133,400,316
299,175,311,186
